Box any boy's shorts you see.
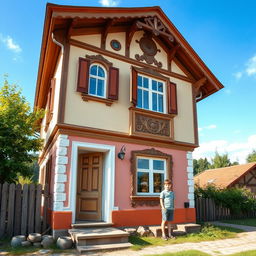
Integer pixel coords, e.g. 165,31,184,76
162,209,174,221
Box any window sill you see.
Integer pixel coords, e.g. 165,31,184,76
130,195,160,207
82,94,114,106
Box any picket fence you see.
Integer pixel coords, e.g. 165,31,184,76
195,197,256,222
0,183,50,238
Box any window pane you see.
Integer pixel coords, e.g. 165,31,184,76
158,82,163,92
98,66,105,77
90,65,97,76
152,93,157,111
143,77,149,88
143,90,149,109
137,89,142,108
158,94,163,113
137,172,149,193
153,160,164,170
138,159,149,169
97,79,105,96
89,77,96,95
138,76,142,87
152,80,157,91
154,173,164,193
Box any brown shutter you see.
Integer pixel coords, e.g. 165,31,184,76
108,67,119,100
77,57,90,93
131,67,138,106
49,78,56,114
167,81,178,114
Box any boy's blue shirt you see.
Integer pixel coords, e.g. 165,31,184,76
160,190,175,209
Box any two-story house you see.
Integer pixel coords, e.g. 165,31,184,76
35,3,223,237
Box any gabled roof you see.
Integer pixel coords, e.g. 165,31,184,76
34,3,224,109
194,162,256,188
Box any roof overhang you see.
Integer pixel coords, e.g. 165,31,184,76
34,3,224,109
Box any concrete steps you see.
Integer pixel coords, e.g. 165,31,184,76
69,223,132,254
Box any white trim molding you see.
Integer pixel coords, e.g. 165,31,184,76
187,151,195,208
68,141,115,224
53,134,70,211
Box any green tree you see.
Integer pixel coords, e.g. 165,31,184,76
246,150,256,163
210,152,238,169
193,158,211,175
0,79,44,183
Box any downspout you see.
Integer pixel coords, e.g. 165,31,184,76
51,32,64,53
196,91,203,101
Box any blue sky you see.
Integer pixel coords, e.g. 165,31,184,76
0,0,255,163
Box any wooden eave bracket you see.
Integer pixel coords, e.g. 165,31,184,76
101,19,116,48
126,21,139,56
169,44,181,61
136,16,175,42
193,76,207,95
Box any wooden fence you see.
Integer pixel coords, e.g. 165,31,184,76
195,197,256,222
0,183,50,238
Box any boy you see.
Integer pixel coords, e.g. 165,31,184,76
160,179,175,240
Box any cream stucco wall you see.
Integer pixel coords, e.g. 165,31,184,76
64,43,195,144
40,53,63,144
172,61,187,77
130,31,168,70
71,34,101,48
106,32,126,56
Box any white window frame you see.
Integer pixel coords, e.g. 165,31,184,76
136,156,166,196
88,63,107,98
137,74,167,114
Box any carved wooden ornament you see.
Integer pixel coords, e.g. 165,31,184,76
135,33,162,68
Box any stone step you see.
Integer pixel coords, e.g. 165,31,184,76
69,227,129,246
71,222,113,229
77,242,132,253
177,223,201,234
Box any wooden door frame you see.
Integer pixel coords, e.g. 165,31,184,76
68,141,116,224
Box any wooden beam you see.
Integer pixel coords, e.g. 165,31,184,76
101,19,116,49
193,77,207,94
126,21,139,57
169,44,180,61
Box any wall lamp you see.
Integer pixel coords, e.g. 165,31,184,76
117,145,126,160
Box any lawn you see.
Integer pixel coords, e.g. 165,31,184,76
129,224,243,251
146,250,256,256
220,218,256,227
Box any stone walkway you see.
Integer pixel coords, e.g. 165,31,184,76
100,222,256,256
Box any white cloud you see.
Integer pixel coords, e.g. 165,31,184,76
234,71,243,80
193,134,256,164
99,0,119,7
246,55,256,76
198,124,217,132
0,34,22,53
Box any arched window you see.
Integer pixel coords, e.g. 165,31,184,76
88,64,107,98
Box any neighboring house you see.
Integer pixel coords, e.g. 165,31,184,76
35,3,223,237
194,162,256,193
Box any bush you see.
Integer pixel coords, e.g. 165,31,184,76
195,184,256,214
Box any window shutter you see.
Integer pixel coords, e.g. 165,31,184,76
108,67,119,100
167,81,178,114
131,67,138,106
77,57,90,93
49,78,56,114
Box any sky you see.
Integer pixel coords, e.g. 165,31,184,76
0,0,255,164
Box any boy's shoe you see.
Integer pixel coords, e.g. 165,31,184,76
168,234,176,239
162,236,168,241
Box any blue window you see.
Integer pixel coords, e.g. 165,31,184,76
89,64,106,98
137,75,165,113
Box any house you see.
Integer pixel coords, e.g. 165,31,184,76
194,162,256,193
35,3,223,237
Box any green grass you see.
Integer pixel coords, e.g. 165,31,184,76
220,218,256,227
129,224,243,251
0,238,75,255
145,250,256,256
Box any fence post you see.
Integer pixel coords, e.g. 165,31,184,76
35,184,42,233
6,183,15,237
14,184,22,235
21,184,29,235
0,183,8,238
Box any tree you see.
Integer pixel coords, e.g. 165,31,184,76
193,158,211,175
210,151,238,169
246,150,256,163
0,79,44,183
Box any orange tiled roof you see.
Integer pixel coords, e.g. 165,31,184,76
194,162,256,188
